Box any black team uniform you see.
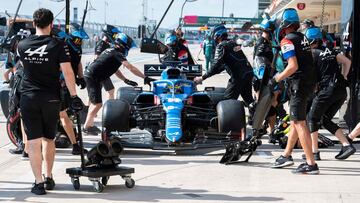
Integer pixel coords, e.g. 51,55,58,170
85,47,126,104
18,35,70,140
94,40,114,91
280,32,316,121
307,46,356,158
202,39,254,104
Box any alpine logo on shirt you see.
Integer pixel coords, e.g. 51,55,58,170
281,38,295,60
320,48,332,57
319,48,335,61
301,37,310,47
23,45,49,64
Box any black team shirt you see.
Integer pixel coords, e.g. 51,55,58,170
95,40,110,56
17,35,71,98
312,47,345,89
87,48,127,82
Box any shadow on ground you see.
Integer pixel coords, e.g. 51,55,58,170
0,181,284,202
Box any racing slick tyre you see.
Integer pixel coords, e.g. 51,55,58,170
102,99,131,133
217,99,246,134
0,89,10,118
205,87,225,106
6,113,23,147
116,87,141,104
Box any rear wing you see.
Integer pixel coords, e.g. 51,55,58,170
144,64,202,77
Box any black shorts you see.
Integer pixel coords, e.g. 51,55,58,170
307,85,347,133
85,76,102,104
102,78,114,91
20,94,60,140
289,80,315,121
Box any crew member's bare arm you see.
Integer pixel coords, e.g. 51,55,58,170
61,62,77,96
275,56,298,82
114,70,126,81
122,61,145,78
336,53,351,80
77,62,84,78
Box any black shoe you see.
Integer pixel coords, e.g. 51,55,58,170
44,176,55,190
31,182,46,195
271,155,294,168
258,128,268,136
292,163,320,175
83,126,101,135
21,151,29,160
302,151,321,161
9,146,24,154
335,145,356,160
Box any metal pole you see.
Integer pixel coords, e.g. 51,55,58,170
350,0,360,129
81,0,88,28
179,0,187,27
222,0,225,17
5,0,23,40
150,0,175,39
65,0,70,33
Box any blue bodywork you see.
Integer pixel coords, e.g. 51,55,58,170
143,68,196,142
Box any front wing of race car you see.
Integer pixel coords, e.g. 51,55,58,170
107,130,239,150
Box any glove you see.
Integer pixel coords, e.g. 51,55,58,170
124,79,138,87
76,77,87,89
268,77,278,91
144,76,156,86
69,95,84,112
194,76,203,84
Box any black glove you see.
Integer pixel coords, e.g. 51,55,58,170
268,77,278,91
76,77,87,89
69,95,84,112
144,76,156,86
124,79,138,87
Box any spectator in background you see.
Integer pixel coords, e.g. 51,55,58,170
203,34,215,72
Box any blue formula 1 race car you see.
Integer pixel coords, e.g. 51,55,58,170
101,63,246,150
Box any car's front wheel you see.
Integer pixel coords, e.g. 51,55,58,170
217,99,246,135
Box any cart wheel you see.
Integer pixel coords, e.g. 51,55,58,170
101,176,109,186
93,181,104,193
125,178,135,188
71,178,80,190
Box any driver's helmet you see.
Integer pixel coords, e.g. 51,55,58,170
274,8,300,43
304,26,322,45
69,23,89,47
102,24,122,42
165,30,177,46
114,33,136,57
211,25,228,41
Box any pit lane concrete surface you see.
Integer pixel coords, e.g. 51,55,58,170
0,45,359,203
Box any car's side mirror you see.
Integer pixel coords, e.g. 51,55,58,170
140,38,168,54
